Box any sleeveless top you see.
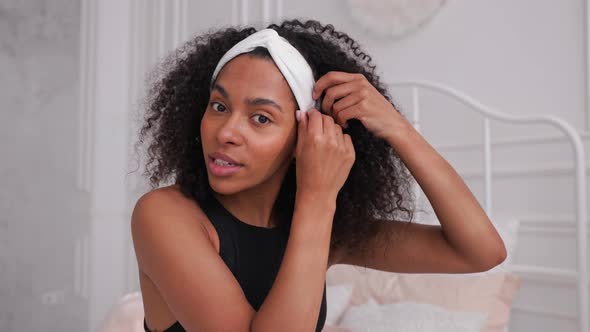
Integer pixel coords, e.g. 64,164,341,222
143,193,327,332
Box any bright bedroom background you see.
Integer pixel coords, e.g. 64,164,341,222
2,0,590,331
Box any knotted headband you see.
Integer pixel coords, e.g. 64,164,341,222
210,28,317,112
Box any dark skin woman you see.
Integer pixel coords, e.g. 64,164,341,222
131,19,507,331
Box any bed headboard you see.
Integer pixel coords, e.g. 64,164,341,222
389,80,589,332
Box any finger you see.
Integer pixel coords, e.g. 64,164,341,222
333,122,345,146
295,110,306,157
301,109,309,131
313,71,362,100
322,114,337,141
296,110,305,127
344,134,355,160
332,91,364,115
307,108,323,136
321,81,358,116
333,103,362,129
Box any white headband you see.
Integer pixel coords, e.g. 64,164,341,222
210,28,317,112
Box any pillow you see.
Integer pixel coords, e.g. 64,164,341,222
326,266,522,332
96,291,144,332
325,283,354,325
393,272,521,332
339,299,488,332
327,212,521,331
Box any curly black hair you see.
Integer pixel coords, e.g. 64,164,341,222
134,18,417,262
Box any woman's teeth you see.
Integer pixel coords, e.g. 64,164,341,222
214,158,237,166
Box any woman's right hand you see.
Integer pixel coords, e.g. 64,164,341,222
293,108,356,201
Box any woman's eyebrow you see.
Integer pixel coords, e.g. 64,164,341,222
246,97,283,113
212,83,284,113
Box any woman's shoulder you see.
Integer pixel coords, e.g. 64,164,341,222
132,184,220,252
137,184,202,212
132,184,210,235
141,184,194,202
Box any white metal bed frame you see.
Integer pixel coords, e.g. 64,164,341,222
390,80,589,332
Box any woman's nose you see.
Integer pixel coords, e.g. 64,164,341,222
216,114,244,145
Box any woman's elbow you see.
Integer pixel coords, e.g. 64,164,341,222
474,241,508,272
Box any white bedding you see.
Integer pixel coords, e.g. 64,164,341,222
338,299,488,332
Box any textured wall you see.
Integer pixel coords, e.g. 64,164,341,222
0,0,89,331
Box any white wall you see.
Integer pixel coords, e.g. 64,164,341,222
0,0,89,331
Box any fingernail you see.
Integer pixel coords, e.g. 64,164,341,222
295,110,300,121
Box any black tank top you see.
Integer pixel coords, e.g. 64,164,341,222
143,193,327,332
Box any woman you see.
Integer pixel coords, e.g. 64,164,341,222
131,19,506,332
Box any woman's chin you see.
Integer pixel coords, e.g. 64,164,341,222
208,177,245,195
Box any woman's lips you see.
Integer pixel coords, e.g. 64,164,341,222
209,152,243,165
208,157,244,177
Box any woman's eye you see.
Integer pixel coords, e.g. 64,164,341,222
253,114,272,125
210,102,271,125
210,102,225,112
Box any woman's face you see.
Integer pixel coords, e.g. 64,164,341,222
200,54,298,195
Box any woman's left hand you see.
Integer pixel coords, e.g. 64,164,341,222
312,71,406,140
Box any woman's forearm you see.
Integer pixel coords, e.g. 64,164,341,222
385,120,506,270
250,192,335,332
